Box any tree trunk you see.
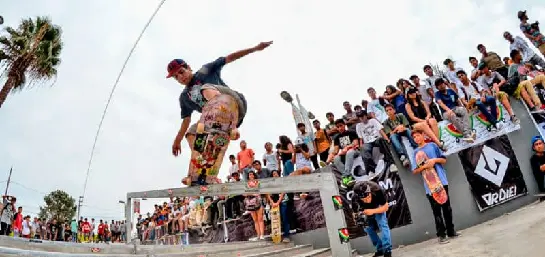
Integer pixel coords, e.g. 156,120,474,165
0,76,15,108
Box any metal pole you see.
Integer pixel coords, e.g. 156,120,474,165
76,196,83,220
4,167,12,196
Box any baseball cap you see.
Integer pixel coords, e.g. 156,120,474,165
166,59,187,78
407,87,418,95
518,10,527,20
532,135,543,148
294,138,305,146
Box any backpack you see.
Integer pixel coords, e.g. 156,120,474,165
459,82,481,101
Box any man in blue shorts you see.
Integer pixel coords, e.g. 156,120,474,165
167,41,272,183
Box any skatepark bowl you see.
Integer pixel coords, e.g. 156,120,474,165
4,100,545,256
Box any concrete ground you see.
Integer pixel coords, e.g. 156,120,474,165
364,201,545,257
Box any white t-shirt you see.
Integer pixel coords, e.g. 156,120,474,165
297,132,316,155
295,152,312,169
22,220,30,236
424,75,442,94
510,36,535,62
356,119,383,144
477,71,505,90
262,152,279,171
92,222,97,234
445,68,464,86
228,163,238,175
367,99,388,123
415,83,431,103
457,81,483,100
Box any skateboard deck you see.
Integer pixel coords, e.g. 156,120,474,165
184,93,239,186
270,206,282,243
415,150,448,204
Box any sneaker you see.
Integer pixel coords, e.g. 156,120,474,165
372,251,384,257
541,104,545,110
462,136,474,143
389,163,398,173
319,161,327,167
249,237,258,241
368,172,375,178
438,236,450,244
511,115,520,124
401,156,410,167
490,125,498,132
259,236,265,240
282,237,290,243
243,211,251,216
448,232,461,238
438,142,447,151
384,251,392,257
341,176,355,188
293,195,300,200
400,155,406,162
530,106,539,113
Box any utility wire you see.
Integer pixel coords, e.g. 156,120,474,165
81,0,167,198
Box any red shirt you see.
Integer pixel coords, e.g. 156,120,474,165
98,224,104,235
82,221,91,233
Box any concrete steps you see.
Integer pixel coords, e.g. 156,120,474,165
0,236,348,257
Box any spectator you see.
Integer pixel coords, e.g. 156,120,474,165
456,70,499,131
98,220,105,242
324,112,340,139
504,31,545,69
91,218,97,243
244,171,265,241
0,196,15,236
342,101,360,132
313,119,331,166
352,181,392,257
508,49,545,112
530,135,545,194
13,206,22,237
262,142,281,173
70,219,78,242
327,118,359,188
82,218,91,242
367,87,388,123
518,10,545,56
252,160,272,179
227,154,239,178
383,84,406,116
411,130,459,244
382,104,418,167
49,219,60,242
444,59,463,87
64,223,72,242
423,64,446,95
355,111,390,176
237,140,255,181
267,170,291,243
32,218,39,239
469,56,480,81
477,44,508,79
404,88,444,149
296,123,319,169
467,65,519,124
434,78,475,143
409,75,432,104
21,215,31,239
278,135,295,177
291,138,313,176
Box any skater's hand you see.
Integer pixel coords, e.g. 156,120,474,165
363,209,374,216
172,140,182,157
446,109,454,118
254,41,273,51
540,164,545,172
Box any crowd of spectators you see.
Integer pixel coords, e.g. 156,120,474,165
138,10,545,250
0,195,126,243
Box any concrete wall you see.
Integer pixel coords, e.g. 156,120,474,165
292,100,542,254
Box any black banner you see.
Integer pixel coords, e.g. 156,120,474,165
458,135,528,211
332,144,412,238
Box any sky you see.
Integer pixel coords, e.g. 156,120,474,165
1,0,544,221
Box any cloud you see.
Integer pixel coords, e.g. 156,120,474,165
0,0,542,219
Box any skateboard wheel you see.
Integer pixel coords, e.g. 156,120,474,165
196,123,205,134
230,129,240,140
487,126,491,132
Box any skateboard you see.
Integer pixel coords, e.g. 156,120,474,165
270,206,282,243
415,150,448,204
183,94,240,186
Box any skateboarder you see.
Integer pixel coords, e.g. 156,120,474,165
411,130,459,244
168,41,273,157
352,181,392,257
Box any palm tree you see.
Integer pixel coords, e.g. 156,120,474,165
0,16,62,108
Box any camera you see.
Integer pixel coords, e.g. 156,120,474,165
355,212,369,227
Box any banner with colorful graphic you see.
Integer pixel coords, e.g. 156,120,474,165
531,111,545,138
457,135,528,211
331,144,412,238
403,102,521,167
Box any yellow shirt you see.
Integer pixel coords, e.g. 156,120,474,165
315,129,330,154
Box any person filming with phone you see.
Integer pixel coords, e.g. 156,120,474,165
351,181,392,257
0,195,16,235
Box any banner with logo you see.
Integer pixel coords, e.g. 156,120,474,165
531,112,545,138
133,199,140,214
332,143,412,238
457,135,527,211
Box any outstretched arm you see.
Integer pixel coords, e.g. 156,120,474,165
225,41,273,64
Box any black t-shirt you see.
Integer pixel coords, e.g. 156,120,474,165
49,223,60,238
179,57,227,119
334,130,359,149
352,188,387,212
531,153,545,192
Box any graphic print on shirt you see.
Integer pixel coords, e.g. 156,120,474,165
187,85,206,108
338,134,352,149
